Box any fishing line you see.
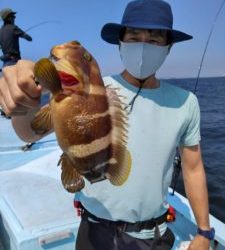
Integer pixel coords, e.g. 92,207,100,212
0,20,60,71
24,20,61,33
172,1,225,195
193,0,225,94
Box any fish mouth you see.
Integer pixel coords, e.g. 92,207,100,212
58,71,80,86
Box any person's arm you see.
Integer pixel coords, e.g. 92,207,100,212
0,60,50,142
21,32,32,41
180,144,210,250
12,108,53,143
14,26,32,41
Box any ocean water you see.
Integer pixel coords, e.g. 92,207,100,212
167,76,225,223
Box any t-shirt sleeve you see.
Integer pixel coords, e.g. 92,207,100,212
179,93,201,146
14,26,32,41
13,25,25,36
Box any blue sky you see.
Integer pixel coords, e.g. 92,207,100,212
0,0,225,78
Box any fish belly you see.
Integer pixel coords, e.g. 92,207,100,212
51,94,113,174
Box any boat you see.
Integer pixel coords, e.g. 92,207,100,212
0,113,225,250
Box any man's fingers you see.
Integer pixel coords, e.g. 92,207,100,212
10,86,40,108
2,61,42,108
16,60,42,98
0,98,28,116
0,86,30,114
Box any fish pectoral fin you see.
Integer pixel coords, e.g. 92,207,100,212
54,93,68,102
34,58,61,94
60,153,85,193
106,147,131,186
30,105,53,135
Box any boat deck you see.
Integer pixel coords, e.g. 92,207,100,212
0,115,225,250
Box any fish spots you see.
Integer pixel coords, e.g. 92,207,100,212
58,71,79,86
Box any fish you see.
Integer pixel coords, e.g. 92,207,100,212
31,40,131,193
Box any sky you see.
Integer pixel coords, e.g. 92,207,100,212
0,0,225,78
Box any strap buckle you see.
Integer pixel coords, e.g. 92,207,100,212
116,222,128,233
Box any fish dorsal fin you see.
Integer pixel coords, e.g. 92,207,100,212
34,58,62,94
30,105,53,135
105,87,131,185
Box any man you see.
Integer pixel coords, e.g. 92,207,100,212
0,8,32,67
0,8,32,118
0,1,213,249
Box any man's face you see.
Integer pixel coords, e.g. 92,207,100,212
122,28,169,46
5,14,16,24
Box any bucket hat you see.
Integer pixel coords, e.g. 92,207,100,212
101,0,192,44
0,8,16,20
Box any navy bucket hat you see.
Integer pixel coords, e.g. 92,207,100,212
101,0,192,44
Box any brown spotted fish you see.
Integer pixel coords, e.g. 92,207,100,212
31,41,131,193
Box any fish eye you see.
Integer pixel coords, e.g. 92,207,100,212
83,51,92,61
49,54,59,63
71,40,81,46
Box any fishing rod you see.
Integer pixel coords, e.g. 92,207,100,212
193,0,225,94
171,0,225,195
0,20,60,72
24,20,61,33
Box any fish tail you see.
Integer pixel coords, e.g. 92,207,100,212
34,58,62,94
106,147,131,186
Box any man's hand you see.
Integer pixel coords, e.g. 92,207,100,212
187,235,210,250
0,60,41,116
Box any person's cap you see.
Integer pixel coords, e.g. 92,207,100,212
0,8,16,20
101,0,192,44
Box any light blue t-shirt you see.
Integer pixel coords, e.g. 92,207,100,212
76,75,200,225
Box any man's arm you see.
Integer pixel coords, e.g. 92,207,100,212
12,108,53,143
14,26,32,41
21,32,32,41
180,144,211,250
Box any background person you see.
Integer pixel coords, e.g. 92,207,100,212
0,8,32,67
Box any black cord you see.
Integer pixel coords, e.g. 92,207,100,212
124,80,145,114
171,155,182,195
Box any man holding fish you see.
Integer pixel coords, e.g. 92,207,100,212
0,0,213,249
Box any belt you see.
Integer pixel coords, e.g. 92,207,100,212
82,206,168,233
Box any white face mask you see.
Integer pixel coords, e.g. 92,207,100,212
120,41,169,79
